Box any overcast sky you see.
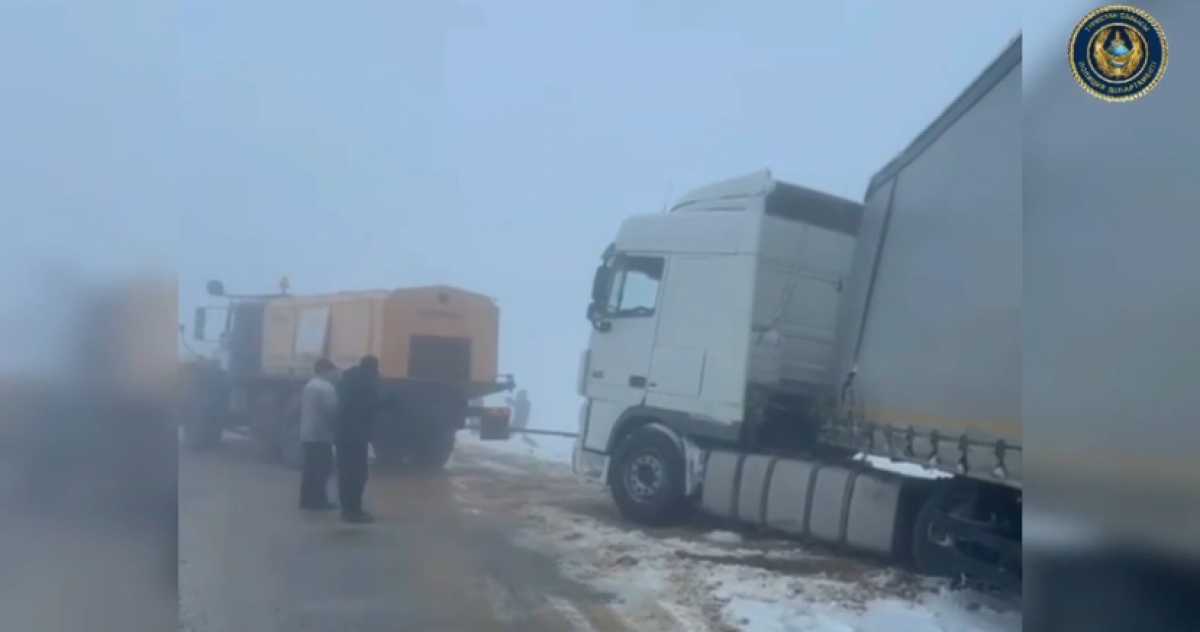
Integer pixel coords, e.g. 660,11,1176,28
3,1,1034,428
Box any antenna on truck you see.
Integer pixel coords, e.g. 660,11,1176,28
661,181,673,214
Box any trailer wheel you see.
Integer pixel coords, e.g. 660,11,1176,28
611,425,687,526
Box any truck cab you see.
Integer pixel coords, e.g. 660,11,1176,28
191,279,273,379
574,171,862,505
575,36,1022,590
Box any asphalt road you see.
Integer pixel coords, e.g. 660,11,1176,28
179,434,629,632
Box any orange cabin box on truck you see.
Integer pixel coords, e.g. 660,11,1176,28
184,283,513,469
259,286,500,392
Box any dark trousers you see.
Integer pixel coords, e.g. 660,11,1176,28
299,442,334,508
336,441,369,515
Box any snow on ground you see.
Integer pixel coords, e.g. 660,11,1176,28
457,436,1022,632
705,530,745,545
722,590,1020,632
514,503,1019,632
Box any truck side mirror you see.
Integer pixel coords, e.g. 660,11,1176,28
588,265,616,332
206,280,225,297
194,307,207,341
591,265,612,306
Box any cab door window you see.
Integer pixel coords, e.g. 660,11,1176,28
607,256,664,317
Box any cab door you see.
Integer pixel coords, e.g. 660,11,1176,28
582,253,666,451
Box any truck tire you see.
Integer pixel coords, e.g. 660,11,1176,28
371,425,456,472
911,485,959,579
912,481,1023,588
611,425,687,526
410,427,456,471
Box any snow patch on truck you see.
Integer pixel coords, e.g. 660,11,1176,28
859,454,952,480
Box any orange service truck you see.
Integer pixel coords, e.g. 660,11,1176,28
183,280,515,470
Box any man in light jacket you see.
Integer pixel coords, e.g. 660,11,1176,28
299,358,339,510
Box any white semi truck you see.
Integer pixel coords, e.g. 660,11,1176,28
573,37,1020,588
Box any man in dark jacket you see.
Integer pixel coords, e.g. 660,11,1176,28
335,355,383,523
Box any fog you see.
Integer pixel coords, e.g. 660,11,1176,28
6,1,1200,630
165,1,1021,431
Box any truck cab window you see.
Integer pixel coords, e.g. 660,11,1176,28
608,256,664,317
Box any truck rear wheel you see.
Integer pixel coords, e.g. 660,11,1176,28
611,425,687,526
371,425,457,472
911,485,960,579
410,427,456,471
911,481,1022,588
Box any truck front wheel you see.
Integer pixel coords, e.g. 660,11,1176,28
610,425,687,526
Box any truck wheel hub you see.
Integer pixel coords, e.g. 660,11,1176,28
926,519,955,549
626,454,663,500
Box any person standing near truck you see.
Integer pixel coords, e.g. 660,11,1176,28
299,358,339,511
336,355,382,523
507,390,535,448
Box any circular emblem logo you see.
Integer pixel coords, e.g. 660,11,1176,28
1070,5,1168,102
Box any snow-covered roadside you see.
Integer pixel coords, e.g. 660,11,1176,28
514,504,1019,632
456,436,1022,632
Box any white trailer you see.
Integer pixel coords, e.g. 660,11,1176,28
574,37,1021,588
